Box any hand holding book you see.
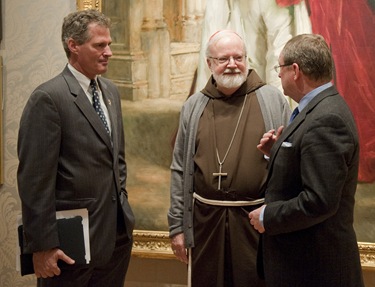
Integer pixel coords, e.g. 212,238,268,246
32,248,75,278
17,209,90,276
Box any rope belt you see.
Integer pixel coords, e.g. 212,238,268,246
193,192,264,206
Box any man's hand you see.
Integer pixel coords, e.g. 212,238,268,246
171,233,188,264
257,126,284,157
33,248,75,278
249,205,266,234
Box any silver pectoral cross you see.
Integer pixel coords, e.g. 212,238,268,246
213,163,228,190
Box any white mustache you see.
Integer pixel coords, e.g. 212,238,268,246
224,68,241,74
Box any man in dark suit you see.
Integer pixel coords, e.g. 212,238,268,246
249,34,364,286
17,9,134,287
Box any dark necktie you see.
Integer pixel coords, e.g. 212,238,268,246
90,80,110,134
289,107,299,124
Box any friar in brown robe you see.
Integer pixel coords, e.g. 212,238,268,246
192,70,268,287
168,30,290,287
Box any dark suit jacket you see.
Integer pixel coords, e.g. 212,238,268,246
17,66,135,266
261,86,364,286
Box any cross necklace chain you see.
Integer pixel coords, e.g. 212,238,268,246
212,94,248,190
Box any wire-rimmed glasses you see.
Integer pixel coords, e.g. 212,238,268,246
274,63,293,73
208,55,246,65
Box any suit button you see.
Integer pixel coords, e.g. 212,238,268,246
112,196,116,201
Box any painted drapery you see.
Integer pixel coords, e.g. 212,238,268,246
307,0,375,182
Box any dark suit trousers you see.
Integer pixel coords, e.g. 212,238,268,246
37,209,132,287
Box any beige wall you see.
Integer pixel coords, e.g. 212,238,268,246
0,0,75,286
0,1,374,287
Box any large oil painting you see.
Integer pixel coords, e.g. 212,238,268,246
78,0,375,265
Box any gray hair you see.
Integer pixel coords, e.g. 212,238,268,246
282,34,334,82
205,30,247,58
61,9,111,58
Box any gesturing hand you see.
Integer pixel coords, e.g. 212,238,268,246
257,126,284,157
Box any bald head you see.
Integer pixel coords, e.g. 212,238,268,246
205,30,246,58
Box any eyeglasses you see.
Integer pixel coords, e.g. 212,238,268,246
208,55,246,65
274,63,293,73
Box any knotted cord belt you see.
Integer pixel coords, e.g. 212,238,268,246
193,192,265,206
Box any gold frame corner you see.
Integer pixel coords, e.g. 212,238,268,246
76,0,102,11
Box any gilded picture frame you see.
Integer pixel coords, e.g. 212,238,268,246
76,0,102,11
76,0,375,268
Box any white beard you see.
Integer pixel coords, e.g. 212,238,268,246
213,68,247,89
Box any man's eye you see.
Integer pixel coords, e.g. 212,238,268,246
218,58,229,63
95,43,106,48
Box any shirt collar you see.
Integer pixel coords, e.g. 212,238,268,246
298,82,333,112
67,64,97,93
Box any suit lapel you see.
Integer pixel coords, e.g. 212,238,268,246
266,86,339,181
62,68,113,152
98,78,119,152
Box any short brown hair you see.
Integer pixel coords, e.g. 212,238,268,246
282,34,334,82
61,9,111,58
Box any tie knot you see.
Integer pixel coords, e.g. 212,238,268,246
289,107,299,123
90,79,97,89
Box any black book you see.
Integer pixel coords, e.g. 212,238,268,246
18,216,87,276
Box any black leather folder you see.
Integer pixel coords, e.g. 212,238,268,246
18,216,86,276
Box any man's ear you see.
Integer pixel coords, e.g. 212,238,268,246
292,63,300,80
207,58,212,71
68,38,78,55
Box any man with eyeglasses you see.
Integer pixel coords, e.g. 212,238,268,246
249,34,364,286
168,30,291,287
194,0,312,93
